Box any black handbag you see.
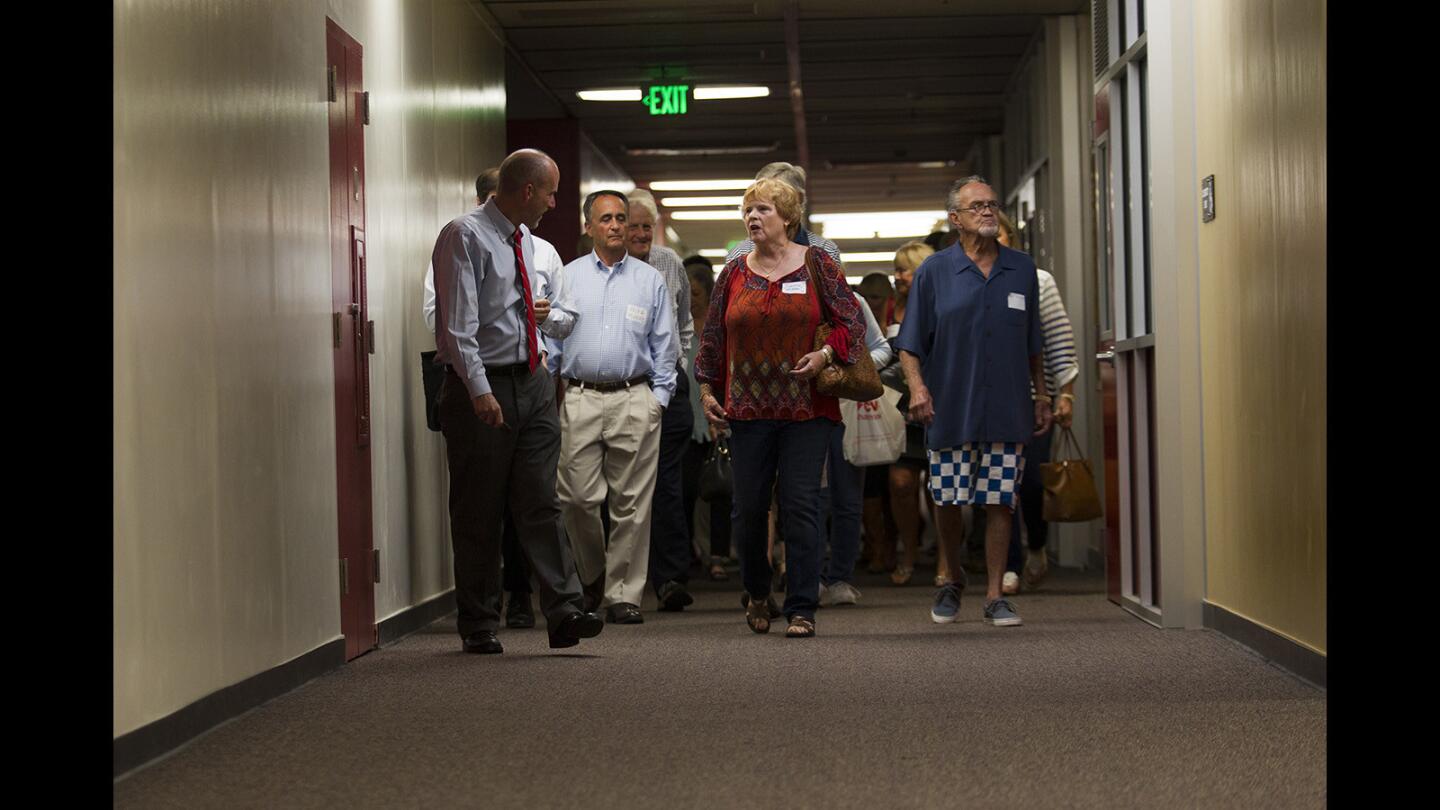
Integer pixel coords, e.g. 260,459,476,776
698,436,733,502
420,350,443,432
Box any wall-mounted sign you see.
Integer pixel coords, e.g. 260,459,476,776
1201,175,1215,223
645,85,689,116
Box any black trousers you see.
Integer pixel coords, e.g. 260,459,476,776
648,367,694,592
439,366,583,636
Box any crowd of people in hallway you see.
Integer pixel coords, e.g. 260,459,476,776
427,147,1078,653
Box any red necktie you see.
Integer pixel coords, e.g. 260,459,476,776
512,227,539,372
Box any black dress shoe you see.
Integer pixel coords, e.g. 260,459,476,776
582,577,604,614
605,603,644,624
656,580,694,612
462,631,503,655
548,610,605,649
506,592,535,629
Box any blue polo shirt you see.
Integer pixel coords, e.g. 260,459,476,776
894,243,1043,447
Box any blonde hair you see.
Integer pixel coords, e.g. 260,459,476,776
741,178,803,239
894,240,935,274
994,209,1019,247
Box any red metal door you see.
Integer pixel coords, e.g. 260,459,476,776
326,18,376,660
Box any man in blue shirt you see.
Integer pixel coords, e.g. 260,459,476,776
433,149,606,654
895,176,1054,628
545,190,679,625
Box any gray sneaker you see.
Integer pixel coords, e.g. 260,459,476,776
930,583,963,623
984,598,1023,627
828,581,861,606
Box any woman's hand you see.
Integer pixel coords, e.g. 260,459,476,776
789,350,829,381
702,391,729,430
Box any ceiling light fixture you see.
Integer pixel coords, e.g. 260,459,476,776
809,211,949,240
839,252,900,264
670,210,744,221
650,179,755,191
698,249,730,258
660,196,744,208
576,88,642,102
693,85,770,100
625,142,778,157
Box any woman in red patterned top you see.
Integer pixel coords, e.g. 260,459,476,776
695,178,866,638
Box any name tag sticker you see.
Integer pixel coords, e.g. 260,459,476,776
625,304,648,323
782,281,807,295
1008,292,1026,311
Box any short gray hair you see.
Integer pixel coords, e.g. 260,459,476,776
756,161,808,205
946,175,990,212
627,188,660,222
583,189,629,224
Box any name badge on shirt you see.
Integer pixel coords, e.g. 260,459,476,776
782,281,807,295
626,304,648,323
1007,292,1026,311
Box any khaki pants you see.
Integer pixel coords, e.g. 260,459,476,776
558,383,664,607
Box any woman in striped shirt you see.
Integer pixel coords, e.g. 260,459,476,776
995,212,1079,592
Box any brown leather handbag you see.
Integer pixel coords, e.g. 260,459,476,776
1039,426,1104,522
805,249,883,402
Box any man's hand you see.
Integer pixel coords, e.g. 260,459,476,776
1055,395,1073,429
789,350,829,381
1033,399,1054,436
472,393,506,428
908,384,935,426
533,297,551,324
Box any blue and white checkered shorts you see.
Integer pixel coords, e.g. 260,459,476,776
928,442,1027,509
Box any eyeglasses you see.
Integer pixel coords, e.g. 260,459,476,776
955,200,1002,215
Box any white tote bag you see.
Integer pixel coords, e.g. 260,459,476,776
841,386,906,466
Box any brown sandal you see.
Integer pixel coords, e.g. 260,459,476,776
745,595,771,634
785,616,815,638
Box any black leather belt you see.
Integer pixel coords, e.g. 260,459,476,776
565,376,650,393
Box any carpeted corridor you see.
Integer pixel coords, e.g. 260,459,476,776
113,567,1326,807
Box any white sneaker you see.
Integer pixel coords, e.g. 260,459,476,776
828,581,861,606
1002,571,1020,595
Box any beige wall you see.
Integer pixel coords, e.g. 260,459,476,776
1194,0,1326,653
114,0,506,738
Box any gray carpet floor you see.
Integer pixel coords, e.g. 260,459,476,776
113,565,1326,808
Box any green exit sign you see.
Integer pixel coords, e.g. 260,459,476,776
645,85,689,116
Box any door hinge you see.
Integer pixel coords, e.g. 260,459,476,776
372,548,381,583
333,312,342,348
361,91,371,125
366,320,376,354
340,557,350,596
328,66,337,103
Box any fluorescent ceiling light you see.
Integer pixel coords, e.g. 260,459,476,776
577,88,641,102
650,179,755,191
625,143,778,157
698,249,730,258
665,226,681,244
693,85,770,100
660,196,744,208
670,210,742,221
810,211,948,240
840,252,899,264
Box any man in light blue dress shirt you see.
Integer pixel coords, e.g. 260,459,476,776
545,190,679,625
433,149,605,654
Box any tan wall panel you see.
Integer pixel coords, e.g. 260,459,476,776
1195,0,1326,653
114,0,505,738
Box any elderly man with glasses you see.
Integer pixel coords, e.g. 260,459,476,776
895,176,1053,628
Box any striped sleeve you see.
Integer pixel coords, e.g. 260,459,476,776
1037,268,1078,395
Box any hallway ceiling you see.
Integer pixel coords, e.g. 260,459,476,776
473,0,1087,265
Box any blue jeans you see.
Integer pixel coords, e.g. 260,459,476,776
728,418,835,621
820,422,865,586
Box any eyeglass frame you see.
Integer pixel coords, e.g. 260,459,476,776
950,200,1003,215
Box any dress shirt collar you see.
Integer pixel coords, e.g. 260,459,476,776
480,198,526,242
948,242,1022,279
591,250,629,273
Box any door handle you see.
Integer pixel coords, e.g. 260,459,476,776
1096,349,1116,362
